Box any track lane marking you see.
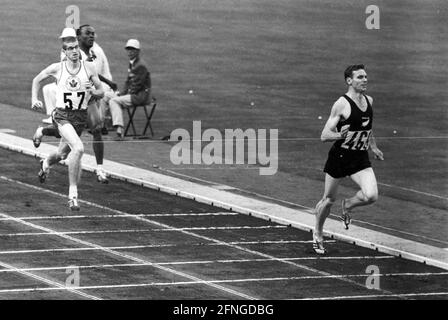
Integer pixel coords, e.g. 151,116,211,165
0,225,287,237
0,272,447,296
0,256,401,273
0,176,399,298
0,260,101,300
1,135,446,270
0,240,338,254
0,212,238,221
0,210,257,300
294,292,448,300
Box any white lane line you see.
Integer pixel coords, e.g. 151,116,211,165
4,162,444,248
0,196,259,302
0,226,288,237
0,212,238,221
0,225,287,237
0,211,256,300
0,240,339,255
1,137,446,271
0,176,397,298
0,245,173,255
225,240,336,245
0,272,447,295
67,208,398,296
0,256,395,273
294,292,448,300
0,260,101,300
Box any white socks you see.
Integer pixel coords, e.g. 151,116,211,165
69,185,78,199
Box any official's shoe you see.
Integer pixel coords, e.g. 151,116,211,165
38,159,48,183
340,199,352,230
312,233,327,255
33,127,43,148
96,169,109,184
42,116,53,124
114,133,124,141
68,197,80,211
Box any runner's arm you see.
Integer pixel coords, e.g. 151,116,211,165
85,62,104,100
98,74,118,91
320,98,349,142
31,63,59,109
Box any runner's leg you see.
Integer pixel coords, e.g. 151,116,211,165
344,167,378,211
314,174,341,239
58,123,84,200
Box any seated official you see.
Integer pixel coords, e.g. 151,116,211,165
105,39,151,139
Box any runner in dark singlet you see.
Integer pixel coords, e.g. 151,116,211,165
312,64,384,255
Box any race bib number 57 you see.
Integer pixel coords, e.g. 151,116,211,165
63,92,86,110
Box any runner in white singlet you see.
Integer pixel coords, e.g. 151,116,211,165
31,33,104,211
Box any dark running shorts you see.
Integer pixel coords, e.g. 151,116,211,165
324,146,372,179
52,108,88,137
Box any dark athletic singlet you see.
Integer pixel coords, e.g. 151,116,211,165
334,94,373,151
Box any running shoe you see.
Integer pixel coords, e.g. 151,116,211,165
312,233,327,255
96,168,109,184
68,197,80,211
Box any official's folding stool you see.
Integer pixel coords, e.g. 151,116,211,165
124,97,157,137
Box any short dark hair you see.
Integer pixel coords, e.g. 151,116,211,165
62,39,77,50
76,24,91,36
344,64,365,80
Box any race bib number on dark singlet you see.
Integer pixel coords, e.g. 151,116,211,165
341,130,371,151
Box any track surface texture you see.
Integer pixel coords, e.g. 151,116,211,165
0,150,446,300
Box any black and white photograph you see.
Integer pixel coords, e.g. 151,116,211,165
0,0,446,308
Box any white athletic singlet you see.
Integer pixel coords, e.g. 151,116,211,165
55,61,92,111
